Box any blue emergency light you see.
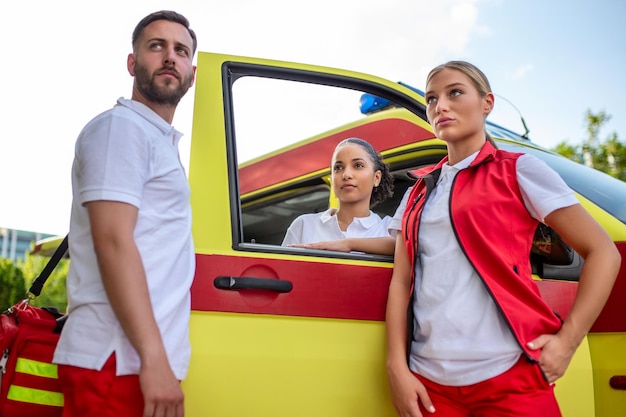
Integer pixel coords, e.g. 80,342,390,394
359,82,425,115
359,93,392,114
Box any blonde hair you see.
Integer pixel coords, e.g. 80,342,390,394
426,61,497,147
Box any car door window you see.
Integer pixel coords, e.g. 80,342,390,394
228,72,431,259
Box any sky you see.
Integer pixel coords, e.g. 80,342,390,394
1,0,624,236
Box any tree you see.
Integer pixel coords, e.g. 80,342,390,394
595,132,626,180
0,250,69,313
581,110,610,168
552,109,626,181
18,253,69,313
0,258,27,310
552,142,579,163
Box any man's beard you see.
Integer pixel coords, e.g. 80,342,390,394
134,62,193,106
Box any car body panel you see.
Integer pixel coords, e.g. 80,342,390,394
588,332,626,414
184,311,394,417
185,52,626,416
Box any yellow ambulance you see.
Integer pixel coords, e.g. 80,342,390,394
181,52,626,416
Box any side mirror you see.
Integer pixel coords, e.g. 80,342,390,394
531,224,583,281
531,224,573,265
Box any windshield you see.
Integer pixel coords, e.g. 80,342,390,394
498,141,626,225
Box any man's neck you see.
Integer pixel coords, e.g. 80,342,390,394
131,92,176,124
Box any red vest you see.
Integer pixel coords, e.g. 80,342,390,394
401,141,562,362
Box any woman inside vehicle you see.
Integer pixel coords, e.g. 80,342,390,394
385,61,620,416
282,137,395,255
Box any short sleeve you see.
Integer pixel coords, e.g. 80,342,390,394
388,186,413,233
516,154,579,222
282,216,305,246
75,111,151,208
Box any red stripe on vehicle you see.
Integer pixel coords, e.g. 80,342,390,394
191,254,392,321
589,241,626,333
191,251,620,330
536,241,626,333
536,280,578,320
192,246,625,332
239,118,433,195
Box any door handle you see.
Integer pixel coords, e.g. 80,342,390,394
214,276,293,293
610,376,626,390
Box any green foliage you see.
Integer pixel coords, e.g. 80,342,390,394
551,109,626,181
0,258,27,310
552,142,579,163
18,254,69,313
0,250,69,313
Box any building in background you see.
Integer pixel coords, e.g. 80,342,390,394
0,227,54,262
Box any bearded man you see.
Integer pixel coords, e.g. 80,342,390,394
53,11,197,417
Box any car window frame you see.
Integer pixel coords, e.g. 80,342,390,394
221,61,427,262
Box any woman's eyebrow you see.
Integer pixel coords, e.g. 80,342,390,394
425,82,467,96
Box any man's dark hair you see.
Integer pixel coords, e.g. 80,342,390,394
132,10,197,55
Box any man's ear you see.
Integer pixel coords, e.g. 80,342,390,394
190,65,197,87
127,53,136,76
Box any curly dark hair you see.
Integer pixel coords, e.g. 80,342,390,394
336,138,394,206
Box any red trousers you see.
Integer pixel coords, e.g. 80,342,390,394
58,354,144,417
412,356,562,417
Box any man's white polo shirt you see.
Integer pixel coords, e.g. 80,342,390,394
53,98,195,379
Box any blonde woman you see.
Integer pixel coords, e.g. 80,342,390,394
385,61,620,416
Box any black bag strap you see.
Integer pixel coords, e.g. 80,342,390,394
27,234,69,298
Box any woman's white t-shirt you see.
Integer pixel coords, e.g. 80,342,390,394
282,208,392,247
389,153,578,385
